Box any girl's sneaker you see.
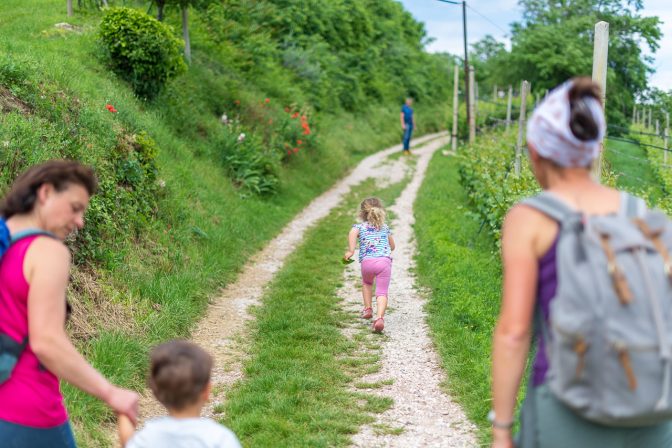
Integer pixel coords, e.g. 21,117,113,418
372,318,384,333
361,307,373,319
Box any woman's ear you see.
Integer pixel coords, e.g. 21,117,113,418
36,183,54,205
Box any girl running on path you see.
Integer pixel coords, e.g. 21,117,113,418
344,197,395,333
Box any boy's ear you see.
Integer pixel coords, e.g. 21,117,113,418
201,381,212,401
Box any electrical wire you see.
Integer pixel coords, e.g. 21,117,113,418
465,4,509,36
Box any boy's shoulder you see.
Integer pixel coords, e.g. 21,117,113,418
127,417,241,448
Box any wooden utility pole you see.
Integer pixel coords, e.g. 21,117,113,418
468,66,476,144
451,65,459,152
515,81,529,176
591,21,609,181
506,85,513,131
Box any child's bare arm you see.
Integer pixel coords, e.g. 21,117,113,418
389,234,396,251
118,413,136,447
345,228,359,259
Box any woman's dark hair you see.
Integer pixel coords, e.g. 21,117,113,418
149,340,213,410
568,77,602,142
0,160,98,218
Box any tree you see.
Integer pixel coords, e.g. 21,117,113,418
151,0,193,63
478,0,661,127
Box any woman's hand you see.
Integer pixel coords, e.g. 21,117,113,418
106,386,140,425
491,428,514,448
344,250,354,260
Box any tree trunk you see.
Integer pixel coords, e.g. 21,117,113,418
182,5,191,63
156,0,165,21
67,0,73,16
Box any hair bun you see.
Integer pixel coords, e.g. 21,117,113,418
568,77,602,142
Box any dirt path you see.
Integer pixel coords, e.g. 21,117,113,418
136,132,449,424
341,143,477,447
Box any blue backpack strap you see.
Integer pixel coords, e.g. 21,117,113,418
520,192,578,223
10,229,56,244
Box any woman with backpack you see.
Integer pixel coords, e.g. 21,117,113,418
490,78,672,447
0,161,139,447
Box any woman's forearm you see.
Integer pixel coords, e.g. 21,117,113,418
32,331,113,403
492,325,531,423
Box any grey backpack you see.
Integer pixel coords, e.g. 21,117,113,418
524,191,672,427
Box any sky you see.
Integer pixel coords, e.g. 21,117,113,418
398,0,672,92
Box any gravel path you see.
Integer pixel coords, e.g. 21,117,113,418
136,132,448,424
342,142,478,447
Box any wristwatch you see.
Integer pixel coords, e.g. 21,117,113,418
487,410,514,429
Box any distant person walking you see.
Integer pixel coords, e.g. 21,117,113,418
344,198,395,333
401,97,415,154
490,78,672,448
0,160,139,448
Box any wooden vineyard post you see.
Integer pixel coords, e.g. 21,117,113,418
451,65,459,152
633,105,637,125
493,85,498,101
515,80,529,176
665,112,670,166
656,119,660,137
649,108,653,129
67,0,73,16
591,21,609,182
469,66,476,144
506,85,513,131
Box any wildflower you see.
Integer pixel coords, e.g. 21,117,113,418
105,104,118,113
268,119,273,125
158,179,166,188
297,139,303,145
284,107,290,113
301,115,307,122
303,129,311,135
264,98,270,104
291,112,299,119
220,114,229,124
293,147,299,153
2,141,9,148
234,100,240,105
237,133,246,143
287,150,292,155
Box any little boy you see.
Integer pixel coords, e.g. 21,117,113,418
118,340,241,448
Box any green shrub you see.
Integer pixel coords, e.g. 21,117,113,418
98,8,186,99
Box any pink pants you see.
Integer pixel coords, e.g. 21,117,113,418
361,257,392,297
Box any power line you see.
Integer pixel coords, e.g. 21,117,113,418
465,4,509,36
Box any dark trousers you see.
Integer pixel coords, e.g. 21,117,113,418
402,124,413,150
0,419,77,448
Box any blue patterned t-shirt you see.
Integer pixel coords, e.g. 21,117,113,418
353,222,392,262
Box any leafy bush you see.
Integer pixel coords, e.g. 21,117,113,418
98,8,186,99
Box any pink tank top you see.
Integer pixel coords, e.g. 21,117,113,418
0,236,68,427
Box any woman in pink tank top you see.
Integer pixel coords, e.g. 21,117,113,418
0,161,139,447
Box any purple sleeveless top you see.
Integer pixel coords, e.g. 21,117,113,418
532,235,559,386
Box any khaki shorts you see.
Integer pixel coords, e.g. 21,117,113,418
517,384,672,448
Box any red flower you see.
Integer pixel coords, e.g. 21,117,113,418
264,98,270,104
297,139,303,145
291,112,299,119
105,104,118,113
287,150,292,155
303,129,311,135
293,147,299,153
301,115,307,122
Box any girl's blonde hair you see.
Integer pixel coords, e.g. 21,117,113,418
359,197,386,230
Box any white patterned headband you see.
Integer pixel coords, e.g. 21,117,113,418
526,81,606,168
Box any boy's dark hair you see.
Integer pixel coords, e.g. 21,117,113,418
149,340,213,410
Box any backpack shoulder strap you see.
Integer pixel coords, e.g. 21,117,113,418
10,229,56,244
520,192,577,223
621,191,646,219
